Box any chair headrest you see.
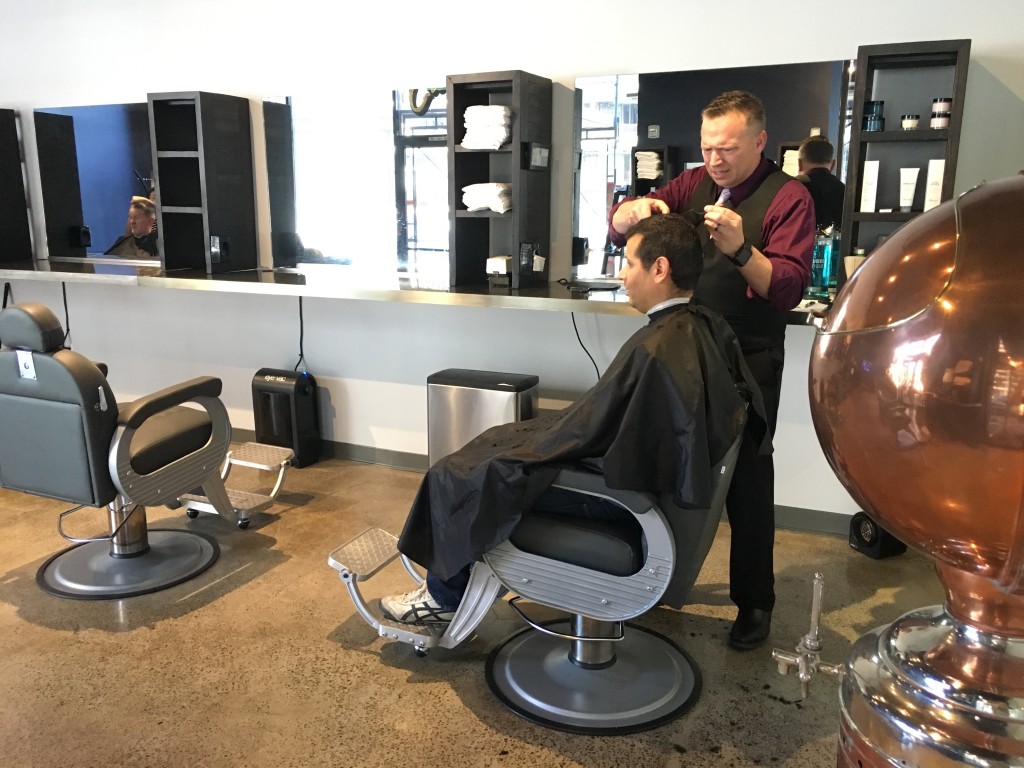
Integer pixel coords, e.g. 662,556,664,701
0,303,66,353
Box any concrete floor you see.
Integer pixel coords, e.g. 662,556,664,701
0,456,945,768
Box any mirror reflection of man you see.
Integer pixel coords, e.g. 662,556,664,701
609,90,815,651
105,196,158,258
796,135,845,229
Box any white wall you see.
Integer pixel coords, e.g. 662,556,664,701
3,0,1024,516
6,1,1024,271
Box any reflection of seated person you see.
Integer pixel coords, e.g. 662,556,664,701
796,135,845,229
381,213,766,627
105,196,158,258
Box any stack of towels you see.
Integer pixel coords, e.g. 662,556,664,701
635,151,664,180
461,105,512,150
462,183,512,213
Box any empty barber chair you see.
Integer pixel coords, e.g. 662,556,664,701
329,423,743,734
0,302,236,599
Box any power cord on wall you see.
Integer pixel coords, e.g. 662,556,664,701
571,312,600,382
294,296,307,372
61,282,72,348
0,283,12,347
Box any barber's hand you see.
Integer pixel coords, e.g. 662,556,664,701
612,197,670,233
703,204,744,257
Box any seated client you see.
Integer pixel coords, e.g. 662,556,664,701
105,196,159,258
382,213,766,624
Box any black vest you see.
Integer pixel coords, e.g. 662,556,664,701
691,169,791,353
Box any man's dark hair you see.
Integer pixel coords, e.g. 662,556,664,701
703,90,766,134
623,213,703,291
798,135,835,165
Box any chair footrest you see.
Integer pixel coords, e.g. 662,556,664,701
227,442,295,470
181,488,273,516
328,527,400,580
378,617,447,644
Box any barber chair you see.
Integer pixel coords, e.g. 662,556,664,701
328,426,743,734
0,302,236,599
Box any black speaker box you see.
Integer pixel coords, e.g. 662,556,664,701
252,368,321,467
571,236,589,266
849,511,907,559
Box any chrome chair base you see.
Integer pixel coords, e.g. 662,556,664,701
485,619,701,735
36,529,219,600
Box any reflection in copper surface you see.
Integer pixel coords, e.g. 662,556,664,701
811,174,1024,608
821,175,1024,765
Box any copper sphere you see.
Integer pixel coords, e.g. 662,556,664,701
810,173,1024,634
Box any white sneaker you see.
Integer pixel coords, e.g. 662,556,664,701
380,583,456,625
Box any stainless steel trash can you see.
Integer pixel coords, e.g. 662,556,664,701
427,368,539,466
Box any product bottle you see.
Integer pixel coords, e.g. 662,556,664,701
828,229,842,294
807,226,833,300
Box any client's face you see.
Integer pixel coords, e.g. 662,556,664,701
619,234,658,314
128,208,155,237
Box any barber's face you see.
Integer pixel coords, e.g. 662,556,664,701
700,110,766,190
619,234,658,314
128,208,155,237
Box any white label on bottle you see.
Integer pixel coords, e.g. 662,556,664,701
924,159,945,211
860,161,880,213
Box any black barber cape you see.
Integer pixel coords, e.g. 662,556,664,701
397,302,768,580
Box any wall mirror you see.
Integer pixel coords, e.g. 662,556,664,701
29,61,852,279
264,89,447,284
34,102,155,262
574,60,853,275
32,94,387,273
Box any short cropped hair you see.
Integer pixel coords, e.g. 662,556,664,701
623,213,703,291
798,135,835,165
130,196,156,217
702,90,766,134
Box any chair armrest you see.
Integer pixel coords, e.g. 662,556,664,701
109,376,230,508
117,376,223,428
484,468,675,621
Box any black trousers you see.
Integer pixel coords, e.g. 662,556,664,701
727,344,784,612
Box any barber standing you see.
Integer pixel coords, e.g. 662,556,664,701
609,90,815,650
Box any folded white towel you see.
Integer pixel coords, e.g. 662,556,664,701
462,182,512,213
635,151,663,180
462,105,513,150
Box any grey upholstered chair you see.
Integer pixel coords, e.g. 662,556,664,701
477,428,743,735
0,302,235,599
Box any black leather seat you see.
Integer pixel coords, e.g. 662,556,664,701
0,302,236,599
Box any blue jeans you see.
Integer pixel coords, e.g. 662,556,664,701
425,485,628,609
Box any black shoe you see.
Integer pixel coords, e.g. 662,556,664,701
728,608,772,650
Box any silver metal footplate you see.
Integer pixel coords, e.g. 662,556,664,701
328,528,400,580
177,441,294,526
180,488,274,515
378,618,447,647
327,529,502,653
226,442,294,470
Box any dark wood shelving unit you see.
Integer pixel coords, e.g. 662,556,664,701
630,145,677,198
454,146,512,154
447,70,552,289
855,128,950,143
149,91,258,274
838,39,970,292
0,109,32,262
455,210,512,218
